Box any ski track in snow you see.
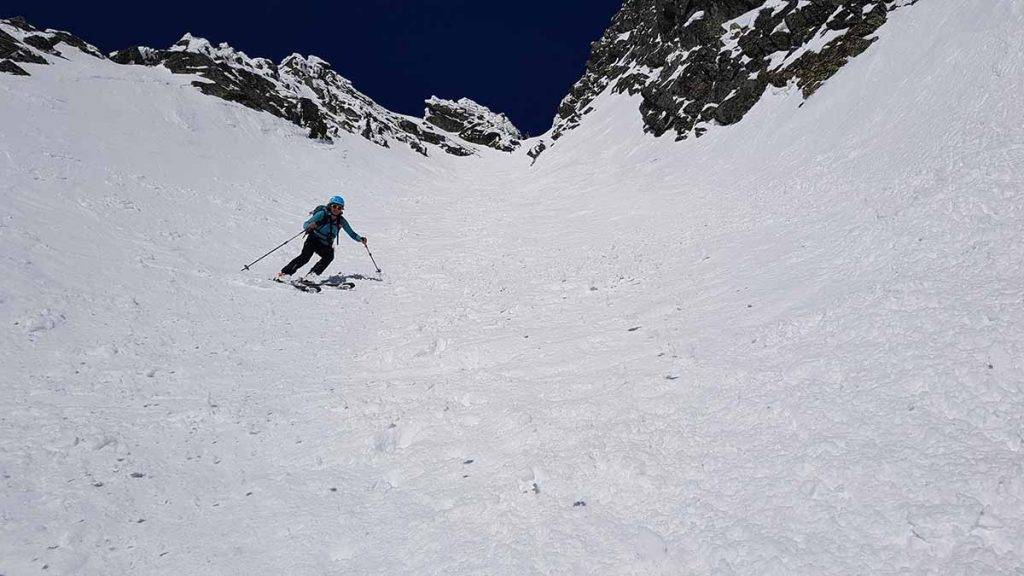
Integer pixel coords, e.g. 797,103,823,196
2,2,1024,574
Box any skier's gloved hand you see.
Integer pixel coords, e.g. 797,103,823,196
361,237,368,245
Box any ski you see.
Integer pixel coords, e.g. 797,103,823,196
318,280,355,290
272,277,322,293
292,278,322,292
271,277,354,292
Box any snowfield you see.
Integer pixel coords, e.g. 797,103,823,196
2,1,1024,574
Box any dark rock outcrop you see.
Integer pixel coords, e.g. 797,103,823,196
4,16,37,33
109,46,163,66
160,45,294,120
289,97,331,141
0,59,29,75
1,28,48,67
547,0,922,150
424,97,522,152
527,141,547,165
1,18,106,75
22,30,104,59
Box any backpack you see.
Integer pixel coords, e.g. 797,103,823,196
308,205,341,244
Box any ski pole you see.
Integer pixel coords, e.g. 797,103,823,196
241,230,306,271
364,243,382,273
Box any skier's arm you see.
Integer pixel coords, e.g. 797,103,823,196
341,218,364,243
303,210,326,231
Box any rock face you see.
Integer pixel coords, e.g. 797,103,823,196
424,97,523,152
547,0,921,147
527,141,548,165
1,16,102,75
0,59,29,76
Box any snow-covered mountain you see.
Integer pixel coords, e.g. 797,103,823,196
3,0,926,162
533,0,923,158
2,1,1023,574
1,17,520,157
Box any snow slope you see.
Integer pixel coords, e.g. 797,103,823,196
2,1,1023,574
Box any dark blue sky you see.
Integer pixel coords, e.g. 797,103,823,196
2,1,624,136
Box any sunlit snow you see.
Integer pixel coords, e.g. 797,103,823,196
1,1,1023,573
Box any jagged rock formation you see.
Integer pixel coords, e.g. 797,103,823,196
1,18,522,157
0,59,29,75
424,97,523,152
527,141,548,165
1,16,102,74
107,34,485,156
549,0,921,146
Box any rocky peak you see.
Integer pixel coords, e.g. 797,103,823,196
169,33,276,74
4,16,36,32
1,17,104,76
424,97,523,152
543,0,922,155
170,33,222,56
104,32,483,156
280,53,332,77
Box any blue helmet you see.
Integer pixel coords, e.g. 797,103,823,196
328,195,345,207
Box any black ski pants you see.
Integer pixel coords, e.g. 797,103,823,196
281,235,334,276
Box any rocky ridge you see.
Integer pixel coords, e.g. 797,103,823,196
3,3,927,161
110,34,499,156
540,0,921,154
0,16,103,76
424,97,523,153
0,18,521,157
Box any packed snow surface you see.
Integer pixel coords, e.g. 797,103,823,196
2,1,1023,574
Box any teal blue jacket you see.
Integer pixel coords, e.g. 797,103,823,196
305,208,363,246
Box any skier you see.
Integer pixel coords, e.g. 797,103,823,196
276,195,367,282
